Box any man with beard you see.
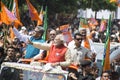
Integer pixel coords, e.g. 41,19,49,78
27,34,71,67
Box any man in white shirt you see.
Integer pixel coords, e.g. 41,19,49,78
68,33,94,80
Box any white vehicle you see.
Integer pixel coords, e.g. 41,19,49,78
0,62,68,80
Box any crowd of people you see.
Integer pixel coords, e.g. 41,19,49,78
0,18,120,80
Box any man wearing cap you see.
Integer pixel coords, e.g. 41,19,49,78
12,25,45,58
27,34,71,67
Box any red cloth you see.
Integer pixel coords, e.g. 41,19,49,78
48,45,67,63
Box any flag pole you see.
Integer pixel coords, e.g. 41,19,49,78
101,14,112,77
2,23,7,49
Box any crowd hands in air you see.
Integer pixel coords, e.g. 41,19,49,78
0,19,120,80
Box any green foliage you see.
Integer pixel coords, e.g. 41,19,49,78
1,0,118,27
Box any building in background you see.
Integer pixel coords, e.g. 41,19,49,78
77,7,120,19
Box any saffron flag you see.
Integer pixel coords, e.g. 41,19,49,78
118,0,120,7
1,1,21,25
42,7,48,41
37,6,43,26
26,0,40,21
12,0,22,27
60,24,73,44
10,0,22,40
102,15,111,71
0,3,1,24
0,12,1,25
1,1,9,25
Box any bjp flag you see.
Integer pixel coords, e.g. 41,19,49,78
12,0,22,28
1,2,21,25
26,0,40,21
37,6,43,26
59,24,73,44
0,12,2,25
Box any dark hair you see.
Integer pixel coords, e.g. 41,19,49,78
101,70,111,76
0,47,4,54
7,46,15,51
111,71,119,80
74,33,82,39
35,26,44,36
80,60,92,67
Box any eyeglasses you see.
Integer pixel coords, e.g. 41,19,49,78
34,30,40,32
76,38,82,41
50,34,56,35
103,76,109,77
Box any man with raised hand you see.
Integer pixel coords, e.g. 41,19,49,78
12,23,45,59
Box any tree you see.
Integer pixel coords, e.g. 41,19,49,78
2,0,118,27
2,0,79,27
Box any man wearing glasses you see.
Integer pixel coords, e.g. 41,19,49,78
80,29,96,55
68,33,94,80
12,25,45,59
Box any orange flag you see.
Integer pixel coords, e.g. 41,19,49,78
118,0,120,7
1,2,9,25
9,27,15,40
12,0,22,28
102,15,111,71
37,7,43,26
103,38,110,71
59,24,73,44
0,12,2,25
0,2,2,25
1,2,21,25
26,0,40,21
10,0,23,40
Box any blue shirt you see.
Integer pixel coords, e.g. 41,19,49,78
25,37,45,58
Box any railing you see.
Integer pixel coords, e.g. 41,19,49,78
0,62,68,80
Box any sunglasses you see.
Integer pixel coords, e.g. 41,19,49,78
76,38,82,41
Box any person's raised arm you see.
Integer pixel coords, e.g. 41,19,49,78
11,23,30,43
27,39,51,51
